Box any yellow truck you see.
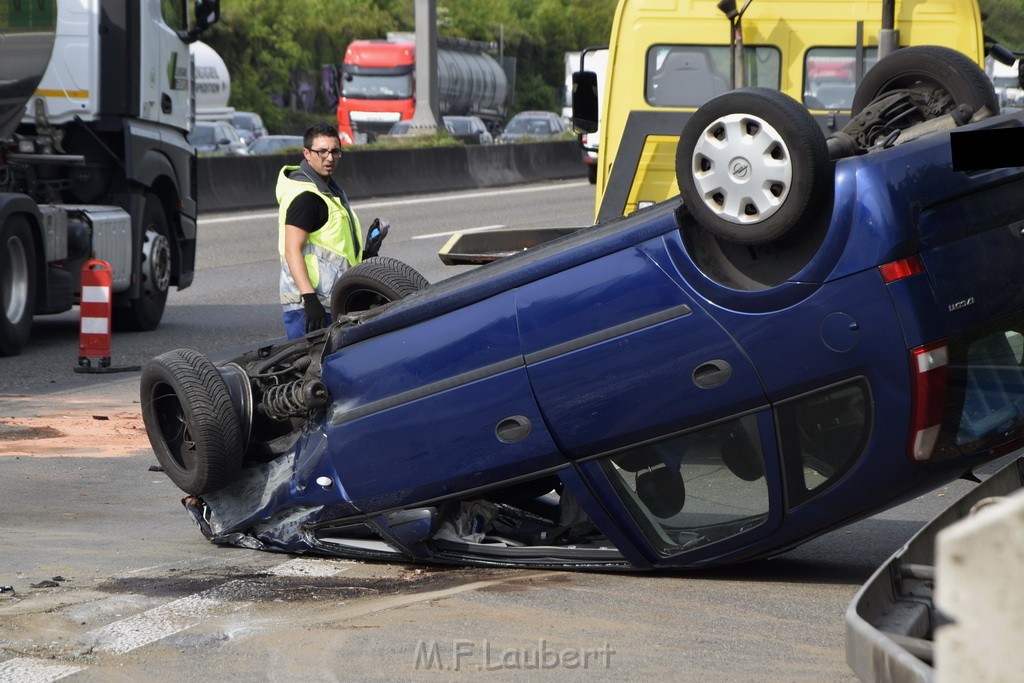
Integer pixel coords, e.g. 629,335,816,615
577,0,998,222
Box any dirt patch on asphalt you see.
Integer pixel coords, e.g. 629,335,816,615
0,396,150,458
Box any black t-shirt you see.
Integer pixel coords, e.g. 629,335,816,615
285,191,329,233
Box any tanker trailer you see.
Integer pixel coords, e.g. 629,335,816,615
437,47,509,125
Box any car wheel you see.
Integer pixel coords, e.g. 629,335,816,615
330,256,429,317
140,348,243,495
0,215,36,357
676,88,830,245
114,193,171,331
850,45,999,119
587,164,597,184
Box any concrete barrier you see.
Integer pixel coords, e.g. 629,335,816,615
197,139,586,214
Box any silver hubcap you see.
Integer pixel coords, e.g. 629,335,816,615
3,235,28,323
140,228,171,296
691,113,793,225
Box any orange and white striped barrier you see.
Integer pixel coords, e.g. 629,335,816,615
75,260,140,374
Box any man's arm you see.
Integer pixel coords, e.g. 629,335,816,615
283,224,315,294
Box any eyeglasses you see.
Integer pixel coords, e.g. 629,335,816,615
309,148,342,159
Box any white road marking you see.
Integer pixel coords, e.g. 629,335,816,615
413,224,505,240
0,659,85,683
0,558,354,680
264,558,350,577
85,580,256,655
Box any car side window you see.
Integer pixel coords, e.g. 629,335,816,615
776,379,872,508
598,413,770,556
160,0,185,30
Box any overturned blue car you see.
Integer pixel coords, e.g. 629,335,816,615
142,48,1024,570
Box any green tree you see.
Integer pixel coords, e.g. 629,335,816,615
979,0,1024,52
202,1,618,130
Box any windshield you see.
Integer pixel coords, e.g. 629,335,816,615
233,113,261,129
190,125,214,145
505,117,552,135
446,118,473,134
342,73,413,99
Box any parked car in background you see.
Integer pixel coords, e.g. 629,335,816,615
245,135,304,155
188,120,247,155
386,120,416,137
231,111,268,146
497,111,565,143
443,115,493,144
383,118,491,144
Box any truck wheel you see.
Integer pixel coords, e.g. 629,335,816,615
676,88,830,245
851,45,999,119
140,348,243,495
114,193,171,331
0,216,36,357
330,256,429,317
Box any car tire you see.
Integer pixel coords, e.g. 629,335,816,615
114,193,171,331
850,45,999,119
0,215,37,357
140,348,243,495
587,164,598,184
330,256,429,317
676,88,830,245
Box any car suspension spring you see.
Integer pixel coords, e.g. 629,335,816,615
259,379,330,420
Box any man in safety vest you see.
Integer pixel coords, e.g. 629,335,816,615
276,122,384,339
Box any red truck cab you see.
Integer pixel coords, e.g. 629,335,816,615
336,40,415,144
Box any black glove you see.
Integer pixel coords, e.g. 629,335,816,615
362,218,390,259
301,293,327,333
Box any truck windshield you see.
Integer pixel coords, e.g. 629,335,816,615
342,73,413,99
645,45,780,107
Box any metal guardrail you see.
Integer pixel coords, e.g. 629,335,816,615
845,455,1024,681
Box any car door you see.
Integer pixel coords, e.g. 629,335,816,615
517,233,782,563
319,291,566,514
519,236,767,457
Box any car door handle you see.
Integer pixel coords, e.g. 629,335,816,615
495,415,532,443
692,360,732,388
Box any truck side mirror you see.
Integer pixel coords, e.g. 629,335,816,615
571,71,599,135
194,0,220,32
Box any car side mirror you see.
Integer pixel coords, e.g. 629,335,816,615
571,71,599,135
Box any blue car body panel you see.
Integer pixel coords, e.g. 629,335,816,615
177,110,1024,570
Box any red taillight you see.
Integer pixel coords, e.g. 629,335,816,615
879,255,925,283
908,341,949,462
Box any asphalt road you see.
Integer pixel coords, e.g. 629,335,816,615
0,180,1011,680
0,180,594,395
